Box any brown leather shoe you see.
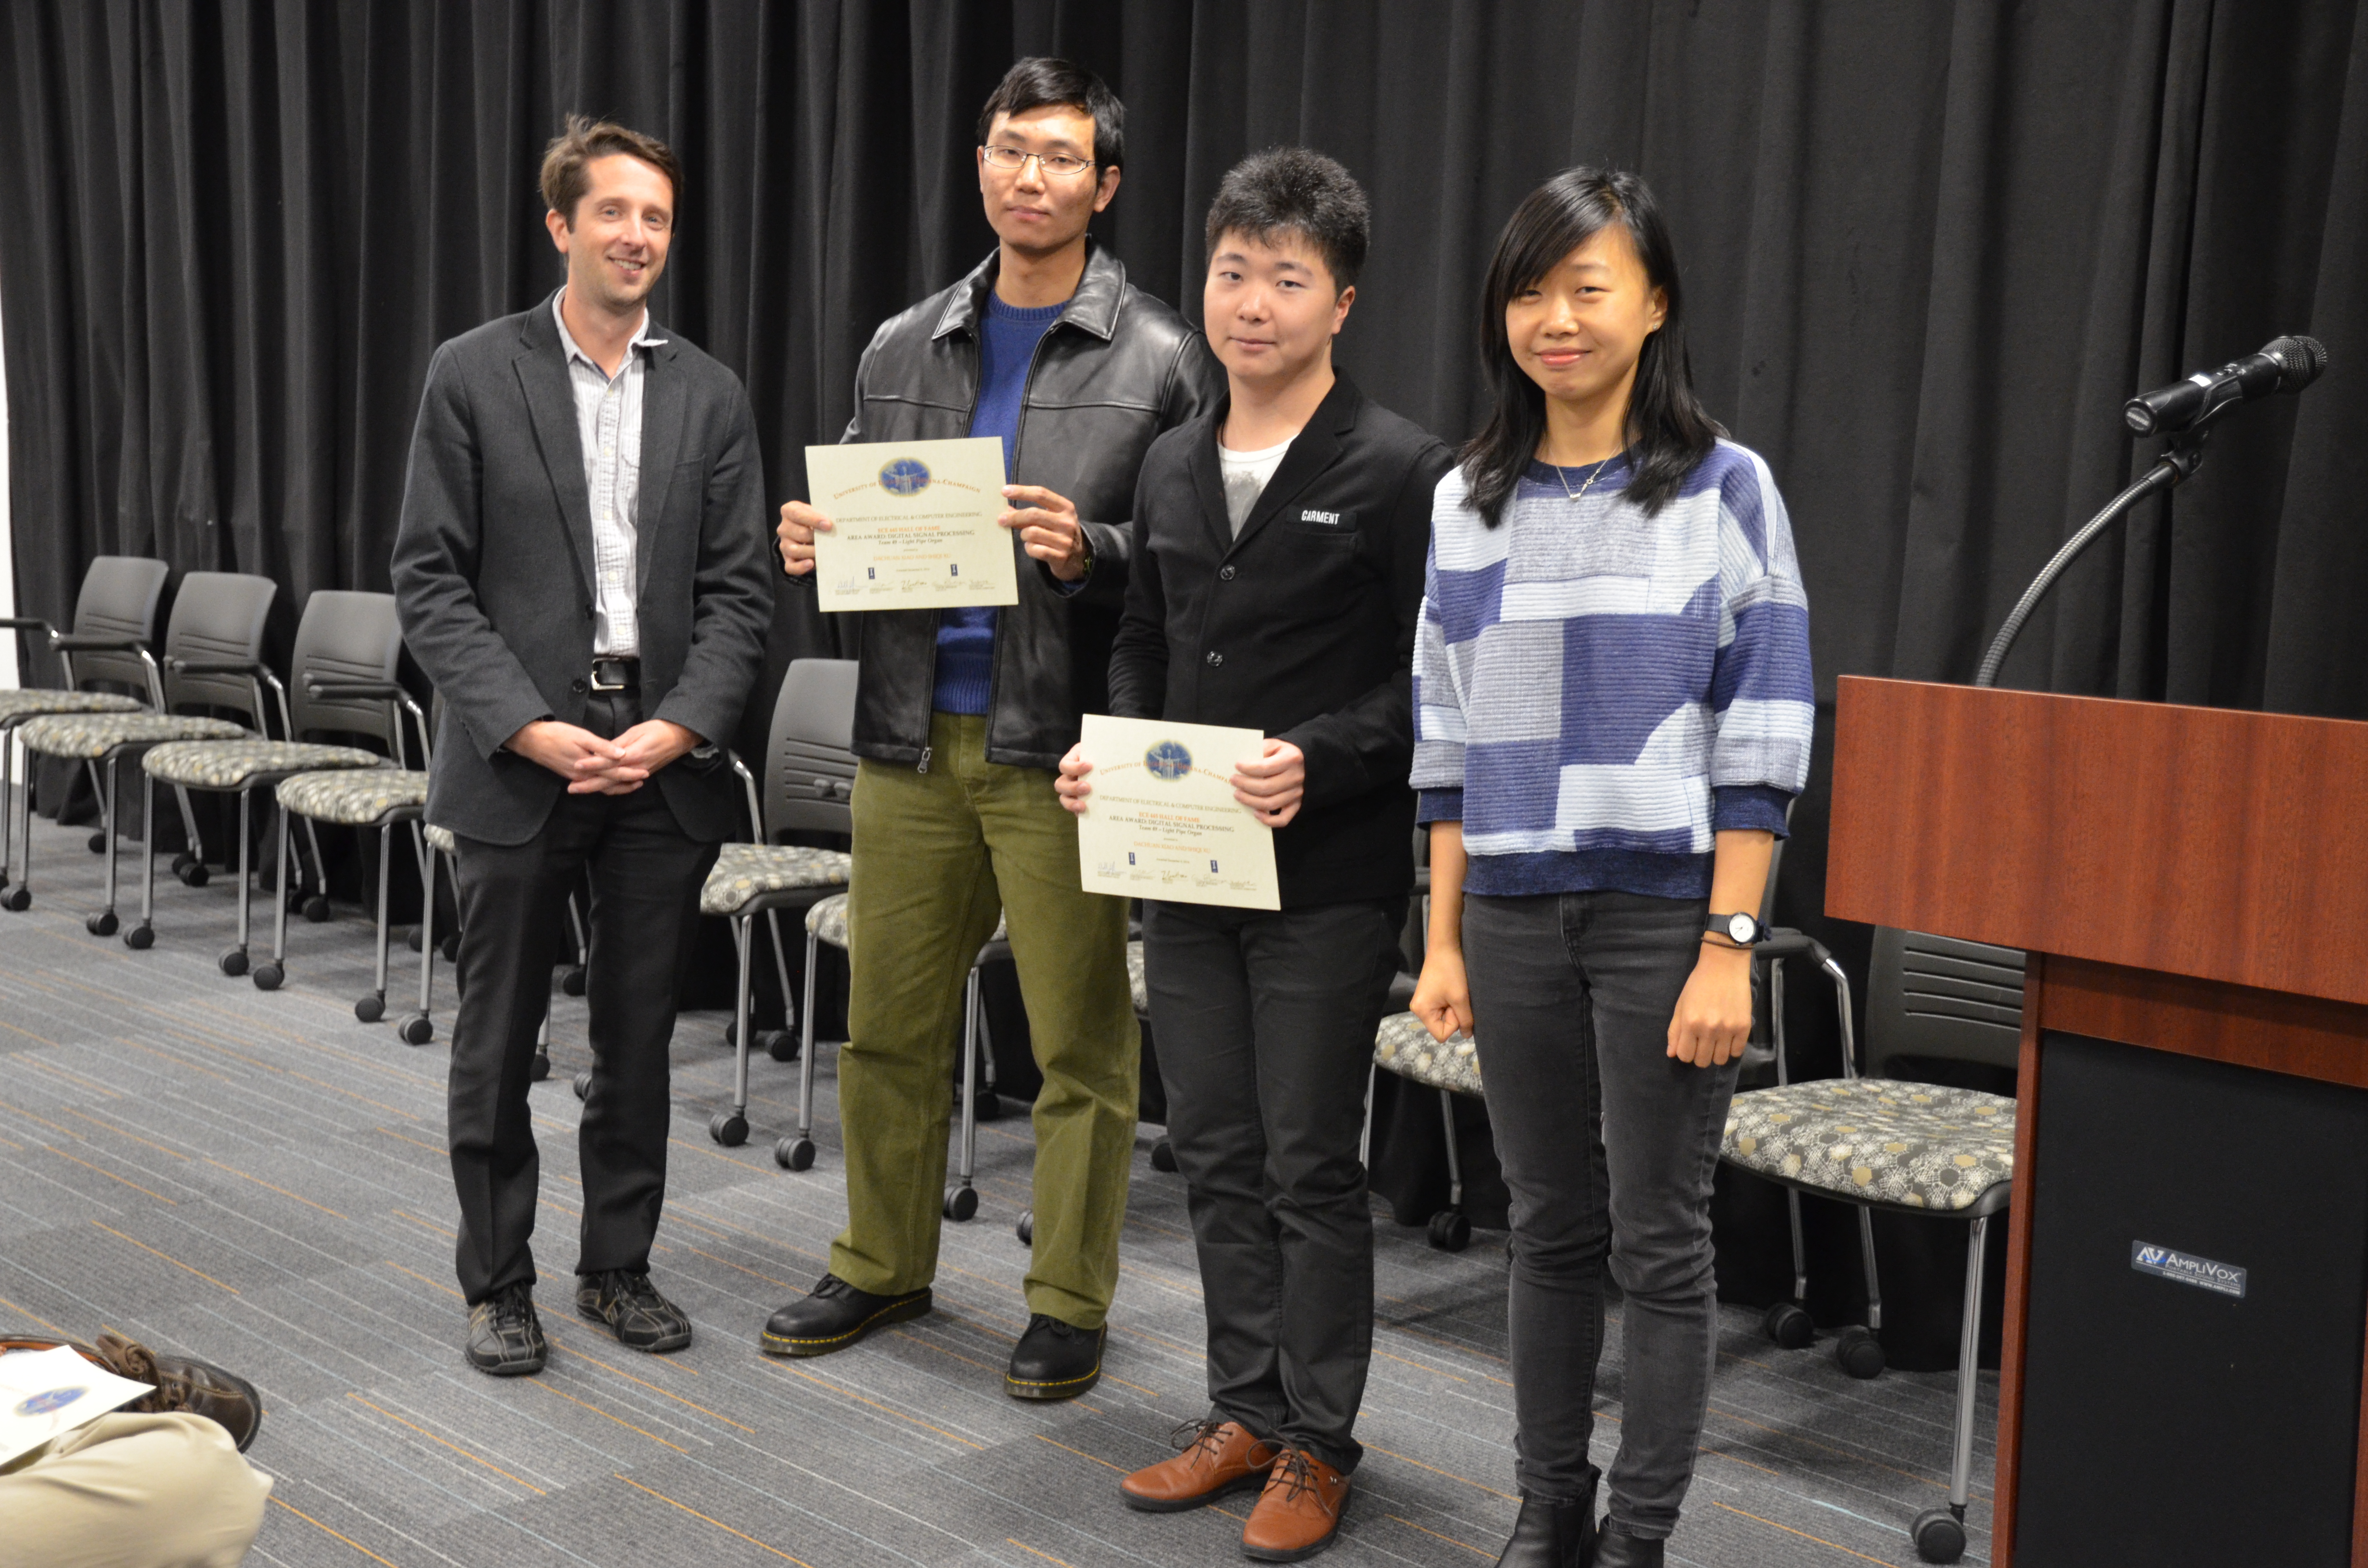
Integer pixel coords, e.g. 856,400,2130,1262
1120,1418,1281,1512
1242,1447,1351,1561
1,1331,263,1452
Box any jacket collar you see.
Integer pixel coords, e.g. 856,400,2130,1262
932,237,1126,343
1189,369,1367,557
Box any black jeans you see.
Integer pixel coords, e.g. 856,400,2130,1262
1143,897,1406,1473
446,690,718,1304
1462,889,1732,1540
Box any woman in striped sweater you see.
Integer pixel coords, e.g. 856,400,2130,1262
1409,168,1815,1568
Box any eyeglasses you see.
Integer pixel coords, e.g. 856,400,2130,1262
981,146,1095,178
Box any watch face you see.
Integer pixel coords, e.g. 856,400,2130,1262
1727,913,1757,944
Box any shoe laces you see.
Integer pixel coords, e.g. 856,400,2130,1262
595,1270,664,1309
487,1283,537,1327
1267,1448,1322,1505
1169,1416,1277,1472
1026,1313,1081,1340
91,1331,187,1414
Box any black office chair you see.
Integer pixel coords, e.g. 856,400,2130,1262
0,557,203,908
678,659,855,1148
12,573,284,937
138,590,406,978
1720,924,2022,1564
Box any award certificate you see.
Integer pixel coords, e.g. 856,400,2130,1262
805,437,1017,610
0,1345,153,1465
1074,714,1281,911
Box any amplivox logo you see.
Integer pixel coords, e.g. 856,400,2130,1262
2131,1241,2247,1299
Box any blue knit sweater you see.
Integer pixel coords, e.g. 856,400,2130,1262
1412,442,1814,900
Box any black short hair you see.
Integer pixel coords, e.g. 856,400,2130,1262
1203,147,1369,292
977,57,1124,171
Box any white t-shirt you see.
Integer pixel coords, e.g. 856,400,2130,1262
1218,437,1294,537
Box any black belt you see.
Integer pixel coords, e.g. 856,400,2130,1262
590,657,641,692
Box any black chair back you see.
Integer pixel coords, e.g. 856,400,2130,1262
60,556,171,696
288,592,405,751
1865,927,2025,1078
160,573,278,726
761,659,859,840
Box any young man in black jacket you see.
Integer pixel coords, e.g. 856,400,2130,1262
1058,148,1452,1562
767,59,1221,1400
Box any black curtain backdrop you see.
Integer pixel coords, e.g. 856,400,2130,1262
5,0,2365,1357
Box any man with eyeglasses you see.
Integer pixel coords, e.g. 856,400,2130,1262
767,57,1221,1401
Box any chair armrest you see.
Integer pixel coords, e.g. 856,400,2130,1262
307,681,403,701
1757,929,1830,964
51,634,145,652
0,617,53,634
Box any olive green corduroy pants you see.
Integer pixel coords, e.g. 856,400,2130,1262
829,711,1139,1327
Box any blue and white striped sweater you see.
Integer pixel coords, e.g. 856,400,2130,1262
1413,440,1814,900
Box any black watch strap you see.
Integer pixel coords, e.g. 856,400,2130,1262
1707,912,1764,946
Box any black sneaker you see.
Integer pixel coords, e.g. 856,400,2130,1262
760,1274,932,1358
577,1269,693,1353
1006,1313,1104,1400
465,1283,546,1376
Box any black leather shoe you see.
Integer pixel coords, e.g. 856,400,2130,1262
760,1274,932,1358
1593,1523,1663,1568
578,1269,692,1352
1006,1313,1104,1400
465,1283,546,1376
1493,1492,1597,1567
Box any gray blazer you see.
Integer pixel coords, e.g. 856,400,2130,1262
392,294,774,846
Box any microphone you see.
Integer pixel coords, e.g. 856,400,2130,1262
2123,335,2328,436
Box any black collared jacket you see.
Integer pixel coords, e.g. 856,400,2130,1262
821,240,1222,771
1108,372,1453,907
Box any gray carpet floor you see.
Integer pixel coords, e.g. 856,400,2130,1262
0,810,1994,1567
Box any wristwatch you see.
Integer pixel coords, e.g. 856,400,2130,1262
1707,912,1766,947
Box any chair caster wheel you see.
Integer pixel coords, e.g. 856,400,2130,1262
722,1020,736,1048
709,1112,749,1147
302,895,332,923
943,1186,977,1222
1,888,28,912
251,963,284,992
219,948,249,977
572,1071,592,1101
974,1088,1003,1122
123,924,153,951
86,911,118,937
1150,1138,1178,1173
172,854,209,887
405,925,423,952
1427,1209,1472,1253
1763,1300,1815,1349
1835,1324,1886,1380
530,1051,549,1081
759,1029,798,1063
87,831,107,854
396,1012,435,1045
1910,1507,1966,1564
354,993,385,1023
170,851,195,876
775,1137,816,1171
1015,1210,1035,1246
560,965,586,997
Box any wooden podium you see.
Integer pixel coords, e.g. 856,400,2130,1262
1826,676,2368,1567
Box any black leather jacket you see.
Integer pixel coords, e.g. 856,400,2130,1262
822,241,1222,771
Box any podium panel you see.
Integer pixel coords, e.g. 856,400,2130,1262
2013,1033,2368,1567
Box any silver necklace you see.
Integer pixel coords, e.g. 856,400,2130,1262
1552,454,1614,505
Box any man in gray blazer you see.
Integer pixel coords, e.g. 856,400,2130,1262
392,117,773,1377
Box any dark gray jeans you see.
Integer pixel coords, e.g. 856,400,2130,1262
1463,889,1733,1540
1142,897,1406,1473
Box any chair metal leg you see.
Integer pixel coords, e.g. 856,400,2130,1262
396,839,436,1043
764,908,796,1035
96,758,120,927
708,916,752,1147
301,816,330,902
172,784,204,869
1359,1061,1376,1168
4,743,33,909
1950,1214,1989,1511
1428,1087,1474,1251
0,722,16,890
126,771,155,948
943,965,982,1220
1858,1205,1885,1332
775,929,822,1172
1786,1188,1810,1303
83,760,109,851
251,801,287,989
356,821,392,1021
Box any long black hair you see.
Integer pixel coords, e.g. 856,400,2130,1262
1460,167,1721,524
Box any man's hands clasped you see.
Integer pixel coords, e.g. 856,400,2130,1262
776,484,1092,582
507,717,700,795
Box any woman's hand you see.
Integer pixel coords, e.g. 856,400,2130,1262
1054,742,1093,816
1411,947,1475,1043
1667,941,1754,1067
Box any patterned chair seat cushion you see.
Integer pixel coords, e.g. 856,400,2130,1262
803,892,1007,956
277,768,428,825
700,842,853,916
18,712,248,759
0,690,145,721
1373,1010,1485,1097
1126,939,1148,1014
144,739,382,789
423,823,457,855
1723,1079,2015,1212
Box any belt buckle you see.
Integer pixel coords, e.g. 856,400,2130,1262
591,660,628,693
